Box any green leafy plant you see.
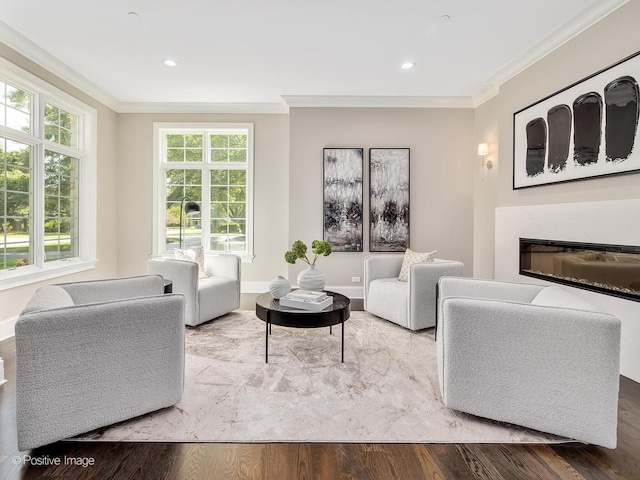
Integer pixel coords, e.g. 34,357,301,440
284,240,332,265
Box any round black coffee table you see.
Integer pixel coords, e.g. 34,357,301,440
255,291,351,363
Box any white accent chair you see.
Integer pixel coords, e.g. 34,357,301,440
147,254,240,326
436,276,621,448
15,275,185,450
364,255,464,330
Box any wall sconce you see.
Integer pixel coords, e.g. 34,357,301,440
478,143,492,180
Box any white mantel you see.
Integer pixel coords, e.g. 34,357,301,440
495,199,640,383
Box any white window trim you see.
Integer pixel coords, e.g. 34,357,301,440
153,122,254,263
0,58,97,291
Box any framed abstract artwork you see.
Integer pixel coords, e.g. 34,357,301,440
369,148,409,252
513,50,640,189
323,148,363,252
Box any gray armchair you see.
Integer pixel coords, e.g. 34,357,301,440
437,276,621,448
147,253,240,326
16,275,185,450
364,254,464,330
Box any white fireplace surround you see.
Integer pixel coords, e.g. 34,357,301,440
495,199,640,383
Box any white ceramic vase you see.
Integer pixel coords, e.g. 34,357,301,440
297,265,325,291
269,275,291,299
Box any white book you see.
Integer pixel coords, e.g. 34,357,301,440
286,289,328,302
279,295,333,311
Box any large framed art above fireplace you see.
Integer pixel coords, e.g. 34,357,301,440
520,238,640,302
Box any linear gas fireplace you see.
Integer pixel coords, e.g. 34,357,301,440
520,238,640,302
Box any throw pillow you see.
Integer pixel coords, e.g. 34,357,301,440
21,285,75,314
530,286,599,312
398,248,437,282
174,246,208,279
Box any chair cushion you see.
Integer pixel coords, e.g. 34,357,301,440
530,286,599,312
366,278,409,328
398,248,436,281
197,276,239,324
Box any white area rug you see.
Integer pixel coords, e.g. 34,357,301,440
76,310,562,443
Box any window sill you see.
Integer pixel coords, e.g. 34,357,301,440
0,259,97,291
158,252,254,263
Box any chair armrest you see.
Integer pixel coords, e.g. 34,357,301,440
438,296,620,448
364,254,404,280
364,255,404,308
147,257,198,324
410,260,464,285
16,294,185,450
408,260,463,329
204,254,240,281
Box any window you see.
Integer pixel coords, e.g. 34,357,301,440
0,59,96,290
154,123,253,261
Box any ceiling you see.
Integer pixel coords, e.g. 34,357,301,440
0,0,627,112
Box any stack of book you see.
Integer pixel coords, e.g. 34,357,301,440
279,289,333,311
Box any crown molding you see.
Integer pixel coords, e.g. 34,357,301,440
282,95,474,108
118,101,289,114
1,0,629,114
1,21,288,115
485,0,629,89
472,85,500,108
0,20,122,112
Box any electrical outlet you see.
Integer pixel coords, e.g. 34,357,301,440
352,276,361,283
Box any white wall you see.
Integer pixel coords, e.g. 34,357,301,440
495,200,640,383
288,107,475,287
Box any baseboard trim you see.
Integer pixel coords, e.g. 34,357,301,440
0,358,6,386
241,281,271,294
0,315,18,341
324,286,364,299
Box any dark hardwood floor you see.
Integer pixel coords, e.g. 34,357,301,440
1,336,639,480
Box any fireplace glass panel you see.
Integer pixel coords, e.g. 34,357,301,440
520,238,640,302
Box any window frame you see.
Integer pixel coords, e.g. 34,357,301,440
153,122,254,262
0,58,97,290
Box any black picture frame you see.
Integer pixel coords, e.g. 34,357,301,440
369,148,410,252
323,148,363,252
513,50,640,189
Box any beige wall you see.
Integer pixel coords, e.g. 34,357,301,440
473,96,499,279
288,107,475,287
115,113,289,283
473,0,640,245
4,0,637,326
0,44,119,321
472,0,640,381
497,0,640,209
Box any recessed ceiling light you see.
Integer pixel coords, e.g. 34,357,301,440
164,59,178,67
127,11,140,18
401,62,415,70
439,14,450,21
